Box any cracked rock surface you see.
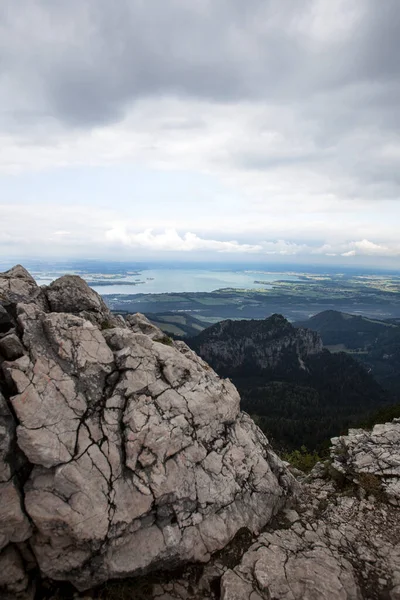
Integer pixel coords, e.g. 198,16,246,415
138,421,400,600
331,421,400,505
219,421,400,600
0,265,297,595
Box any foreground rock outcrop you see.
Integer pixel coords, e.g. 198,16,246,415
137,421,400,600
0,266,296,597
220,420,400,600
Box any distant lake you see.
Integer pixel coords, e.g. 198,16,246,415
34,268,300,295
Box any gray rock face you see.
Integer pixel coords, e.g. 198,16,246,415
0,266,297,594
0,392,16,483
0,333,25,360
220,420,400,600
0,265,47,311
331,420,400,505
44,274,122,328
45,274,107,312
0,305,14,335
0,545,34,600
126,311,170,340
0,479,32,551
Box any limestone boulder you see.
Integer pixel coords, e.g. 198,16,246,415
0,265,298,592
126,311,168,340
0,265,47,311
44,274,123,328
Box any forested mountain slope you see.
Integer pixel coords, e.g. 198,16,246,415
296,310,400,394
189,315,390,450
294,309,399,349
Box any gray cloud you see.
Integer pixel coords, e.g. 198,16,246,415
1,0,399,128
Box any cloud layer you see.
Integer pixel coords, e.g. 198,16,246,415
0,1,399,265
106,227,400,258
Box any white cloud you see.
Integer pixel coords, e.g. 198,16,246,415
313,238,400,258
1,200,399,263
339,239,395,257
106,227,400,259
105,227,263,254
349,239,390,254
105,225,312,256
1,95,400,268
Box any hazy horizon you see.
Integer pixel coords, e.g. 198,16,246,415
2,257,400,276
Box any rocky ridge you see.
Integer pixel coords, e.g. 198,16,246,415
0,266,297,598
140,421,400,600
220,420,400,600
189,314,323,376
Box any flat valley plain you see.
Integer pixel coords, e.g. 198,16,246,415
106,271,400,336
3,260,400,335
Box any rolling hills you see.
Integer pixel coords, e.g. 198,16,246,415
295,310,400,394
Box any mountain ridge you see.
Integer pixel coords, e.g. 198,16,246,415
189,314,390,450
190,313,323,377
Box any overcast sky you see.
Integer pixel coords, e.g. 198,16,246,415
1,0,400,266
